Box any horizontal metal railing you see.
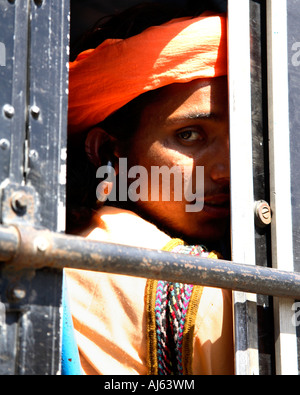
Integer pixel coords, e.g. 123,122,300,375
0,224,300,298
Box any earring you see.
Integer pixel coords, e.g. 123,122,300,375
96,160,115,203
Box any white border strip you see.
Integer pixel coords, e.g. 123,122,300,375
228,0,259,375
267,0,298,375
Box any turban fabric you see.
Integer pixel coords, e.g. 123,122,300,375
68,13,227,134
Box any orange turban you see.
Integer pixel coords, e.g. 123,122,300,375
68,13,227,134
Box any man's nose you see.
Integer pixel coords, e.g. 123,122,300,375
210,136,230,184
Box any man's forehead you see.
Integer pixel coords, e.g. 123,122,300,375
142,77,227,122
157,78,213,100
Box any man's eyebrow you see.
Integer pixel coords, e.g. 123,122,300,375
165,112,218,124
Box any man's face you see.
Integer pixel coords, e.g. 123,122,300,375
122,76,230,245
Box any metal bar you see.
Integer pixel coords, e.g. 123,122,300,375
1,224,300,299
0,0,70,375
26,0,69,232
0,224,19,262
250,0,275,375
267,0,299,375
0,0,30,186
228,0,259,375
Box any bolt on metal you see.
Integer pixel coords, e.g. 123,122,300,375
3,104,15,118
0,139,10,150
29,149,39,162
35,236,50,253
34,0,43,6
7,284,26,302
254,200,272,227
11,192,28,215
30,105,40,119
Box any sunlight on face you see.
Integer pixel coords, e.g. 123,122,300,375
122,77,230,245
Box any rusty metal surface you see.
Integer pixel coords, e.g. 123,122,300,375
1,224,300,299
0,0,69,374
1,183,40,226
0,225,18,262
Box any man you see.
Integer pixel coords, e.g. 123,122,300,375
65,3,234,375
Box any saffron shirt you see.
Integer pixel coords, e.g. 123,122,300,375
65,206,234,375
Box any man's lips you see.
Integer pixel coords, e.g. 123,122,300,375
204,194,230,205
202,194,230,217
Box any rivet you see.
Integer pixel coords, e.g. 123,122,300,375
35,236,50,253
29,149,39,162
7,285,26,302
34,0,43,7
0,139,10,150
11,192,28,214
3,104,15,119
30,105,40,119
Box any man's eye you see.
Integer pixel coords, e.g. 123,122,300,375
177,130,202,142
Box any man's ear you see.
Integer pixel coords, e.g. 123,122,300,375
85,127,117,168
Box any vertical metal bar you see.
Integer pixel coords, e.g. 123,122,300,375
0,0,29,186
267,0,298,375
0,0,70,375
27,0,69,232
0,0,31,375
17,0,69,374
250,0,275,374
228,0,259,375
